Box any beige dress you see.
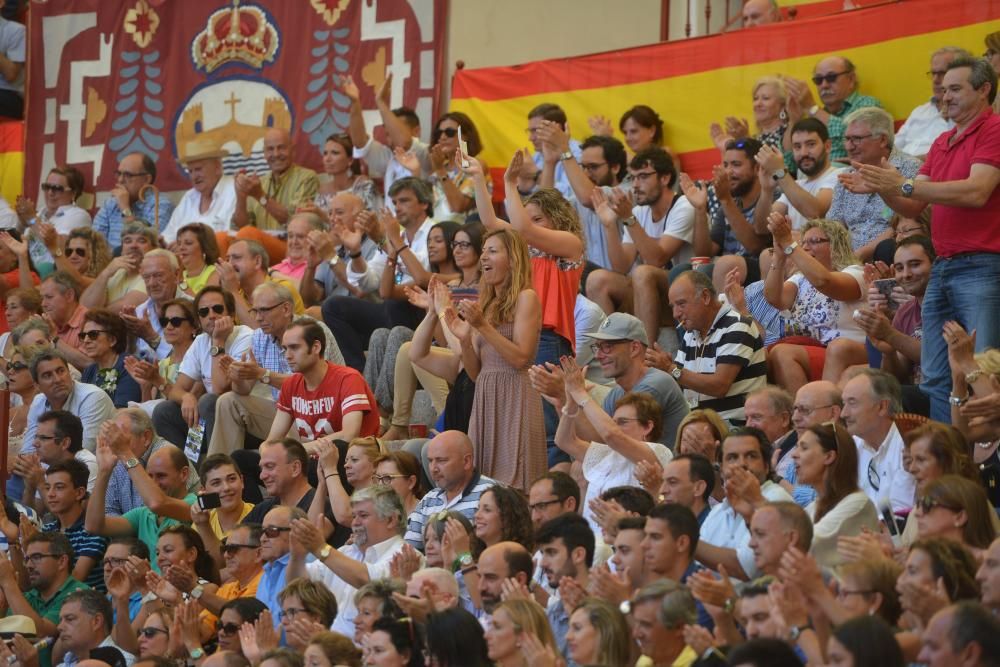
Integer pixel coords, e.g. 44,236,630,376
467,322,545,491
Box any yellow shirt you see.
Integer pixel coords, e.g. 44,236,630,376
245,164,319,231
107,269,146,303
208,502,255,540
636,646,697,667
183,265,217,295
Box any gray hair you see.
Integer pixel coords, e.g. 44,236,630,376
117,406,155,438
144,248,180,271
677,269,717,297
122,222,159,246
43,270,81,300
844,107,896,150
413,567,460,598
252,281,293,305
931,46,973,61
351,485,405,534
63,589,114,634
748,386,794,416
12,316,51,344
353,577,405,608
658,580,698,630
856,368,903,415
948,55,998,105
289,211,327,232
240,239,271,271
947,601,1000,664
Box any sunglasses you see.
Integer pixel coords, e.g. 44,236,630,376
78,330,107,342
437,127,458,138
221,543,258,556
139,627,169,639
41,183,67,193
262,526,291,538
916,496,961,514
198,304,226,317
812,71,850,86
159,316,191,328
66,247,87,258
7,361,28,373
216,621,241,636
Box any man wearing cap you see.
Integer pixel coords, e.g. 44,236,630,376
162,141,237,245
531,312,689,447
93,152,174,249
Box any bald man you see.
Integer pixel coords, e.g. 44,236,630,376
742,0,780,27
476,542,534,614
405,567,461,613
774,380,843,506
403,431,497,551
300,193,379,309
230,127,319,263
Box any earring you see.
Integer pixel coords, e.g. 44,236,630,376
779,108,788,122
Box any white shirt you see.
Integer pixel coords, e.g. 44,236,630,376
699,479,793,578
776,166,841,231
623,196,697,270
36,204,91,235
894,100,954,158
582,441,672,539
306,535,411,638
806,490,879,569
855,422,915,515
178,325,254,394
346,218,435,294
162,175,238,242
135,290,192,362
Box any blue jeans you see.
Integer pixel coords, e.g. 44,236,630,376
537,329,574,467
921,254,1000,421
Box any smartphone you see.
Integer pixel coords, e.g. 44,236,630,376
880,503,901,537
873,278,898,301
197,493,222,510
457,126,470,168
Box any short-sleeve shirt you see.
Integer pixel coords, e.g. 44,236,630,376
709,191,778,257
0,18,26,93
177,326,254,394
276,362,380,442
42,516,108,592
582,441,673,538
622,195,696,269
776,166,842,231
675,304,767,421
786,265,867,345
602,368,689,447
122,493,197,567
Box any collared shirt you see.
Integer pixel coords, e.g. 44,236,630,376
354,138,431,205
855,422,915,515
42,515,108,591
546,594,577,667
106,270,146,303
22,576,89,667
10,382,116,501
675,304,767,421
59,634,136,667
178,326,255,394
243,165,319,231
58,305,89,353
104,437,201,516
270,257,308,282
93,191,175,248
198,569,262,637
123,493,197,567
307,535,409,638
404,472,497,550
825,91,883,160
895,99,954,158
258,553,291,627
163,175,238,242
346,218,435,295
313,236,380,299
699,479,792,578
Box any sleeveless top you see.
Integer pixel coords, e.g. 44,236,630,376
529,247,583,351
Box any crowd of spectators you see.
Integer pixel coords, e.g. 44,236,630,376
1,3,1000,667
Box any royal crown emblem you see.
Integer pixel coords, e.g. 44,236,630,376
191,0,279,74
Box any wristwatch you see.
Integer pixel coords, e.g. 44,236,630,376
125,457,140,470
328,255,340,268
788,623,813,641
189,648,205,660
209,345,224,357
900,178,915,198
451,552,474,573
190,584,204,600
949,394,969,407
783,241,799,256
317,544,332,559
622,216,638,227
53,248,64,257
559,151,574,161
259,195,269,207
122,208,134,219
772,168,787,182
261,370,271,386
670,366,682,381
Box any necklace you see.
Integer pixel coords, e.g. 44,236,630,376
977,439,999,450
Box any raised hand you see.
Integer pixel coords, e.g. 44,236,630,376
590,187,619,229
711,165,732,201
755,144,786,179
457,299,485,329
643,342,674,373
393,147,422,176
943,321,976,368
440,517,471,566
766,211,794,249
607,187,634,221
504,149,529,187
724,116,750,140
500,577,532,602
528,362,566,406
634,459,664,496
838,168,875,195
589,563,632,605
709,123,732,153
723,267,748,315
430,276,453,315
520,631,563,667
124,356,160,385
337,74,360,102
0,231,27,258
679,173,708,211
376,72,393,108
588,115,613,137
389,543,423,581
214,259,241,292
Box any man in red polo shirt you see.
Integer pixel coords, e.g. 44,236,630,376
848,56,1000,421
267,317,379,449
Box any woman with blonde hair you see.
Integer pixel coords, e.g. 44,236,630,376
310,435,382,528
441,227,545,491
765,214,869,393
485,599,558,666
710,76,794,167
566,597,633,667
61,227,112,287
913,474,997,553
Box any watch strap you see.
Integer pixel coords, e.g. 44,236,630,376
559,151,574,161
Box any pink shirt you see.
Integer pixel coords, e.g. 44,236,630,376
919,108,1000,257
269,258,308,281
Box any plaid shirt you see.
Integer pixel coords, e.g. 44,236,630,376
105,437,201,516
826,91,883,161
250,319,344,399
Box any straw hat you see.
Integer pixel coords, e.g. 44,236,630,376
181,135,230,164
0,616,36,638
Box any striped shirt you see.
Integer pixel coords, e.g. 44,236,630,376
404,472,497,551
675,303,766,421
42,515,109,592
250,318,344,400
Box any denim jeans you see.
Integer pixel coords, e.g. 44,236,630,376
537,329,574,467
921,254,1000,421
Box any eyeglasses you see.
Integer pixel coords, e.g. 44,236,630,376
812,71,851,85
78,330,108,342
197,304,226,317
216,621,241,636
115,170,149,180
579,162,607,172
103,556,129,568
25,553,61,564
792,404,833,415
278,607,309,622
221,543,259,556
800,237,830,248
630,171,658,181
373,473,408,485
916,496,961,514
613,417,645,427
66,247,87,258
159,316,191,328
589,339,629,355
437,127,458,138
249,301,288,317
451,240,474,250
262,526,291,538
843,134,874,145
528,498,564,513
139,627,169,639
7,361,27,373
41,183,67,193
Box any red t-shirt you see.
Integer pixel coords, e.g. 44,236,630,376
919,108,1000,258
276,362,380,441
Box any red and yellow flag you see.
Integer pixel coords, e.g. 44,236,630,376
0,121,23,204
452,0,1000,188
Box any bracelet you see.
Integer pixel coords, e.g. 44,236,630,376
571,392,589,408
560,403,579,418
349,250,362,259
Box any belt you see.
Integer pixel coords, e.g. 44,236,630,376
937,251,1000,261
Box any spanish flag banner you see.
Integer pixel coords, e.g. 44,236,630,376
0,121,23,204
451,0,1000,185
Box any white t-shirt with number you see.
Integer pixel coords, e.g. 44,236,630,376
622,196,696,270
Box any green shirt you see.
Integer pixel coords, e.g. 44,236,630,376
123,493,197,569
825,90,883,161
21,575,89,667
245,164,319,231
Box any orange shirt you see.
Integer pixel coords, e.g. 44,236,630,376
530,249,583,352
58,304,88,350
